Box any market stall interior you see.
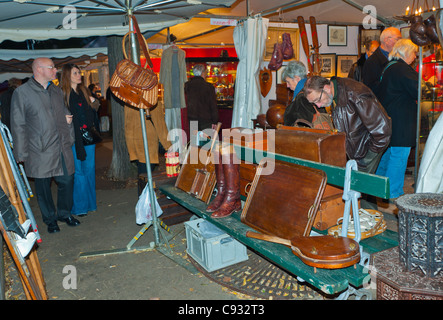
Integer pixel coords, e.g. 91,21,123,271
0,0,442,301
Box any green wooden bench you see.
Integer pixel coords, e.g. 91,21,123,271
158,145,399,298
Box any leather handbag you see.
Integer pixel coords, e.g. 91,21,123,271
110,15,158,110
80,126,102,145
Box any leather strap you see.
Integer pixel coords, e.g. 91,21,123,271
130,15,154,69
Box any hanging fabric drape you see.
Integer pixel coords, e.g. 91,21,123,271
232,17,269,128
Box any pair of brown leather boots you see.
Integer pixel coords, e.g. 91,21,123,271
206,149,241,218
268,33,294,71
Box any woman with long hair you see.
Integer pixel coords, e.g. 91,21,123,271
60,63,100,216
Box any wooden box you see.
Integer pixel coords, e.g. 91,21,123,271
223,127,268,150
174,145,216,204
273,126,347,167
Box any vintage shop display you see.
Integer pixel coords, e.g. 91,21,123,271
241,158,360,269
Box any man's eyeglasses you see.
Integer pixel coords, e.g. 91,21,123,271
310,89,324,104
39,65,57,70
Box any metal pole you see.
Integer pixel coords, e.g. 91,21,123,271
415,46,423,190
128,13,160,245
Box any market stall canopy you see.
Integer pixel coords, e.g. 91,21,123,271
0,0,237,43
147,0,413,46
0,47,108,73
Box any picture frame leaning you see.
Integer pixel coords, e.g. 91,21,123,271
328,25,347,46
337,55,358,78
320,53,336,78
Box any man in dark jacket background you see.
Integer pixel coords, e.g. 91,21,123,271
11,57,80,234
362,27,402,96
348,40,379,82
184,64,219,132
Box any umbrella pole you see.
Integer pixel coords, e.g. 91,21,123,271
80,12,198,274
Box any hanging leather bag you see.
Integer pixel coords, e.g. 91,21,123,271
110,15,158,110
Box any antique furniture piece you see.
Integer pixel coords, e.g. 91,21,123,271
395,193,443,278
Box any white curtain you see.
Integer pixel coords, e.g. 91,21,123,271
232,17,269,128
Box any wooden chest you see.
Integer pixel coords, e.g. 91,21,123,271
272,126,347,167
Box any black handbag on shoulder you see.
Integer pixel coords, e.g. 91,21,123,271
80,126,102,145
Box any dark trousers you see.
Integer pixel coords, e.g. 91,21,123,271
34,155,74,226
357,149,385,209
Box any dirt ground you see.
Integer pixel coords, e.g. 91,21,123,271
4,137,244,301
2,136,410,301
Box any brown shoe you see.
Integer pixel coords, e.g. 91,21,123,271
206,150,225,212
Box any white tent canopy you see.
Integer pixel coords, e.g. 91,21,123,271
0,47,107,62
0,0,236,42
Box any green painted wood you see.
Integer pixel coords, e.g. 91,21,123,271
233,145,390,199
159,183,373,295
359,229,399,255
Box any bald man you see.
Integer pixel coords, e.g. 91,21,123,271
362,27,402,97
11,57,80,233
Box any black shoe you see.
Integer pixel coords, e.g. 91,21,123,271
58,216,80,227
47,222,60,233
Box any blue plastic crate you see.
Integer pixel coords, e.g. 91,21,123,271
185,218,248,272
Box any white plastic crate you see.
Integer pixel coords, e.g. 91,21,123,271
185,218,248,272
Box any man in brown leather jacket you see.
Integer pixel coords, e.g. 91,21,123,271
304,76,391,174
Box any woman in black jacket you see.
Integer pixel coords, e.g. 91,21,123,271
60,64,100,216
376,39,419,199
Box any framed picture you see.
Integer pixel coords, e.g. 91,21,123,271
360,28,381,54
320,53,336,78
328,25,347,46
337,55,358,77
265,27,299,61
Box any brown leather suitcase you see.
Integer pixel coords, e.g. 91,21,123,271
273,126,347,167
174,145,216,204
241,158,327,239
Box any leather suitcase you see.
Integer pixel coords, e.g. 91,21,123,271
241,158,327,239
273,126,347,167
174,145,216,204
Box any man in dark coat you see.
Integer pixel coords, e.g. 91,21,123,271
362,27,402,96
184,64,219,132
348,40,379,82
11,57,80,233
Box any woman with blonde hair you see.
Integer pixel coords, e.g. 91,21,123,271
376,39,418,200
60,64,100,216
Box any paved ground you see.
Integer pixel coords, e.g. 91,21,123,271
3,136,412,301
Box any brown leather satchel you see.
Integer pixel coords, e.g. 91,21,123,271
110,15,158,110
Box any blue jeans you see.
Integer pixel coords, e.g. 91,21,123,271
376,146,411,199
72,145,97,215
